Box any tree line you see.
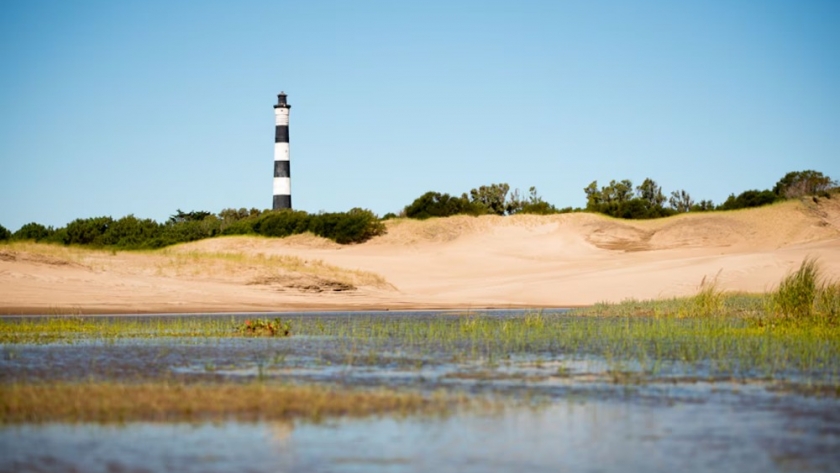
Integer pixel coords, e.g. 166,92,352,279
0,208,385,248
397,169,836,220
0,169,834,249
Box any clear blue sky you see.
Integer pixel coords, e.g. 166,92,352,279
1,0,838,230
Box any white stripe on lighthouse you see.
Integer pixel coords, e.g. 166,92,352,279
274,142,290,161
275,108,289,126
273,177,291,195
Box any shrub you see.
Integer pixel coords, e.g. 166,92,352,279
469,183,510,216
102,215,162,249
12,222,53,241
403,192,484,219
0,224,10,241
252,210,311,238
507,187,559,215
773,170,836,199
584,178,678,219
61,217,114,246
718,190,778,211
310,208,385,244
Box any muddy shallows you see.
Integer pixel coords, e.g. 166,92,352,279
1,310,839,472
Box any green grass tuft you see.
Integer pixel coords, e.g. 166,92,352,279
771,258,839,325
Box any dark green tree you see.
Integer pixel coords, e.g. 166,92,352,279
507,186,558,215
718,190,778,210
637,178,666,209
404,192,483,219
61,217,114,246
773,170,836,198
469,183,510,216
102,215,162,248
12,222,53,241
168,209,213,224
669,190,694,213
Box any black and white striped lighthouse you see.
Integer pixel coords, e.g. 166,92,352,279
273,92,292,210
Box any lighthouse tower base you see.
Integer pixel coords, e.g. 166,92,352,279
273,195,291,210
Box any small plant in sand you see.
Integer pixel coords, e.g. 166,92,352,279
238,318,292,337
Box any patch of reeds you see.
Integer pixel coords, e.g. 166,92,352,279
770,258,839,326
0,316,242,343
0,382,463,424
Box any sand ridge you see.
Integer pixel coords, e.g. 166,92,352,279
1,197,839,314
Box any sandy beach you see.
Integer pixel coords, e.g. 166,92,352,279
2,198,839,315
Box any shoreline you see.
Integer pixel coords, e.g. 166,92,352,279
0,302,578,317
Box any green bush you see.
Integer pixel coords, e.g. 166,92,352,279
584,178,678,219
718,190,778,211
507,187,559,215
773,170,836,199
12,222,54,241
310,208,385,244
102,215,162,249
0,224,10,241
252,210,311,238
61,217,114,246
403,192,484,219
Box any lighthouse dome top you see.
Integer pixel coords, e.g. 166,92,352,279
274,92,291,109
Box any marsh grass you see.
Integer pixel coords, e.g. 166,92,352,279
0,382,463,424
771,258,840,326
3,310,838,384
690,273,725,318
0,316,239,343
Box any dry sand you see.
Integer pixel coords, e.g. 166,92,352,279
2,197,840,314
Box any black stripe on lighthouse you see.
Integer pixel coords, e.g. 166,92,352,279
273,195,291,209
275,126,289,143
274,160,290,178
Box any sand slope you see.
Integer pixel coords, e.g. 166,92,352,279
2,198,839,314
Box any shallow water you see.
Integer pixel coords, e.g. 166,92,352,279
2,310,839,472
2,395,838,473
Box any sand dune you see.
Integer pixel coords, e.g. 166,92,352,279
2,198,839,314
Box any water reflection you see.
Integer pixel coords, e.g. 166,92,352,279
2,397,838,473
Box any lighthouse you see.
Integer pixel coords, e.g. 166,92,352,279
273,92,292,210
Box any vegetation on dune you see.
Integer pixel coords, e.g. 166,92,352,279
395,169,836,221
1,207,385,251
402,183,562,220
773,170,836,199
2,170,835,247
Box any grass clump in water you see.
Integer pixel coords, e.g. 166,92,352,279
771,258,839,326
689,274,725,318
